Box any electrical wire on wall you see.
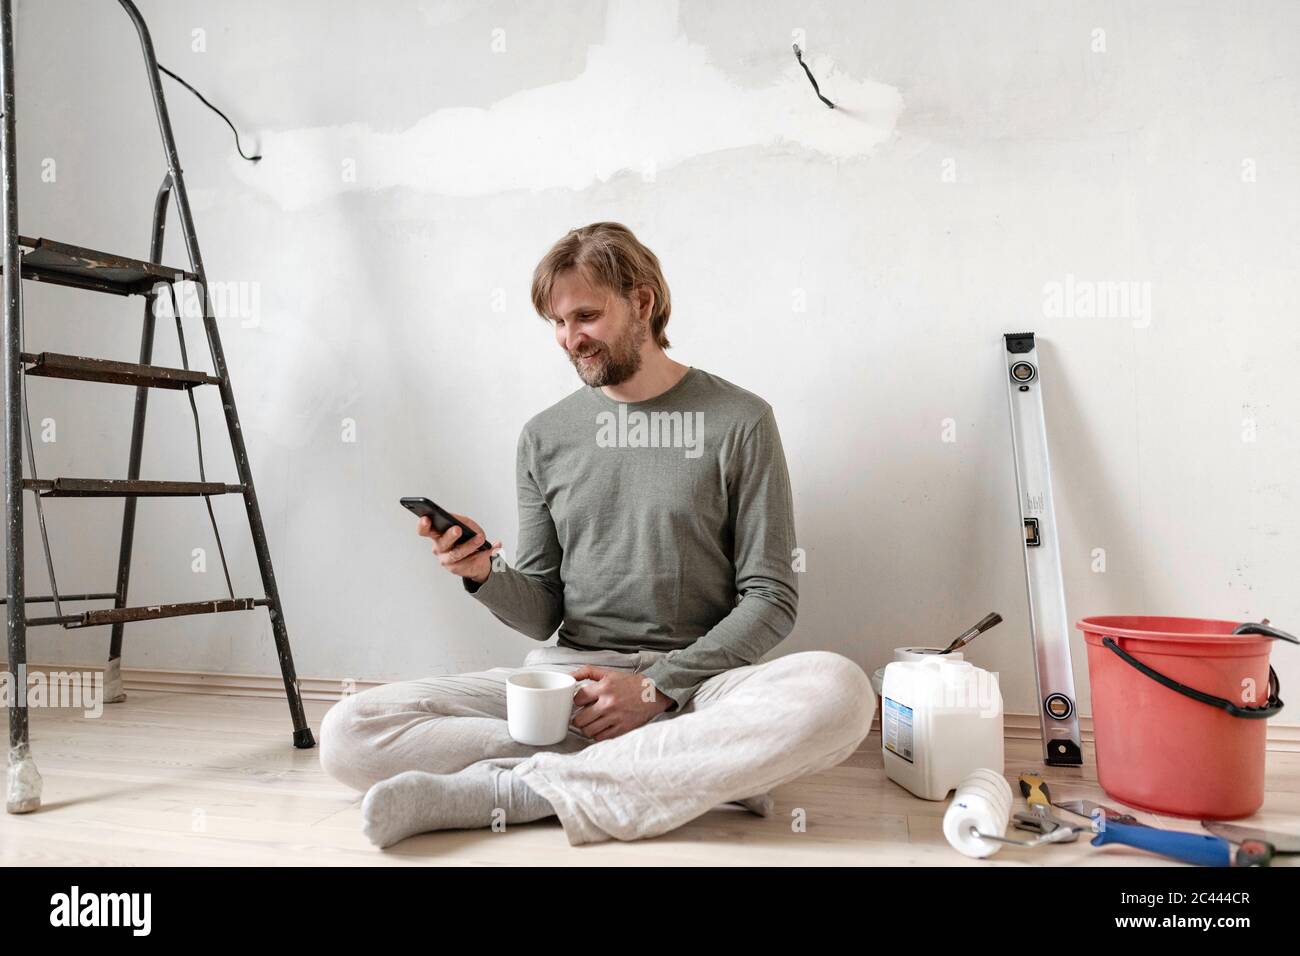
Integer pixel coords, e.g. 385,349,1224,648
158,63,262,162
793,44,835,109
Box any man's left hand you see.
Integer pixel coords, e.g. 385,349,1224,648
569,666,674,741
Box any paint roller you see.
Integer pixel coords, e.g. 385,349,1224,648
942,769,1082,858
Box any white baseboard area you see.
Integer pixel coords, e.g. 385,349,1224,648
4,658,1299,752
868,708,1300,754
0,658,382,703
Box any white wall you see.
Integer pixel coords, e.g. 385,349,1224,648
5,0,1297,725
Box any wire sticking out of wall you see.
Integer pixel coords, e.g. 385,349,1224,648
792,44,835,109
158,63,262,161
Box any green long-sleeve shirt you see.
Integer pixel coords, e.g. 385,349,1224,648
464,366,798,709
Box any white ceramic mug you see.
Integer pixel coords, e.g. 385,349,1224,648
506,670,579,745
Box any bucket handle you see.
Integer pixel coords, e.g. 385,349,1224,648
1231,621,1300,644
1100,637,1284,720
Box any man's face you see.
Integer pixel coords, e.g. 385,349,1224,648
549,268,649,387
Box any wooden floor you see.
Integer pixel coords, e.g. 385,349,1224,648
2,690,1297,866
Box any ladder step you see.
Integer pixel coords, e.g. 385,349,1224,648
3,235,197,296
25,597,266,629
0,591,117,606
23,478,243,497
21,351,222,390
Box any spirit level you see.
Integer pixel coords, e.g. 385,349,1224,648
1004,332,1083,766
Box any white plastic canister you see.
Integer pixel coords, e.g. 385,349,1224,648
881,657,1004,801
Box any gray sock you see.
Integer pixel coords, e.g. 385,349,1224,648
732,793,775,817
361,764,556,848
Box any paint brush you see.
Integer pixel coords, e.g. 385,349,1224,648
939,612,1003,655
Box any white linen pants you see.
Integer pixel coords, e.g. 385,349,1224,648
319,645,875,845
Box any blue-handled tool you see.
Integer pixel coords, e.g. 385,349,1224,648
1091,820,1272,866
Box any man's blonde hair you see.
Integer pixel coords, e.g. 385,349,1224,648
530,222,672,349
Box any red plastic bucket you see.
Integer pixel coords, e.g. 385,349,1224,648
1077,616,1290,820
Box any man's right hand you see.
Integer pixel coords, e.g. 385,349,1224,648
418,513,502,585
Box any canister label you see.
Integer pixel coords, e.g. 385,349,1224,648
883,697,914,763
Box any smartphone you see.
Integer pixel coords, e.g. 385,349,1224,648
400,497,493,553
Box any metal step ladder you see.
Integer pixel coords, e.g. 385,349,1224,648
2,0,315,815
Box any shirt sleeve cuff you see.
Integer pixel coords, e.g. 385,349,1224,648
462,555,505,597
639,660,694,712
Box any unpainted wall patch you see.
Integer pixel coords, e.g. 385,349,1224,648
232,0,903,210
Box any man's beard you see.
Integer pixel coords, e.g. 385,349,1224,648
570,314,648,387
